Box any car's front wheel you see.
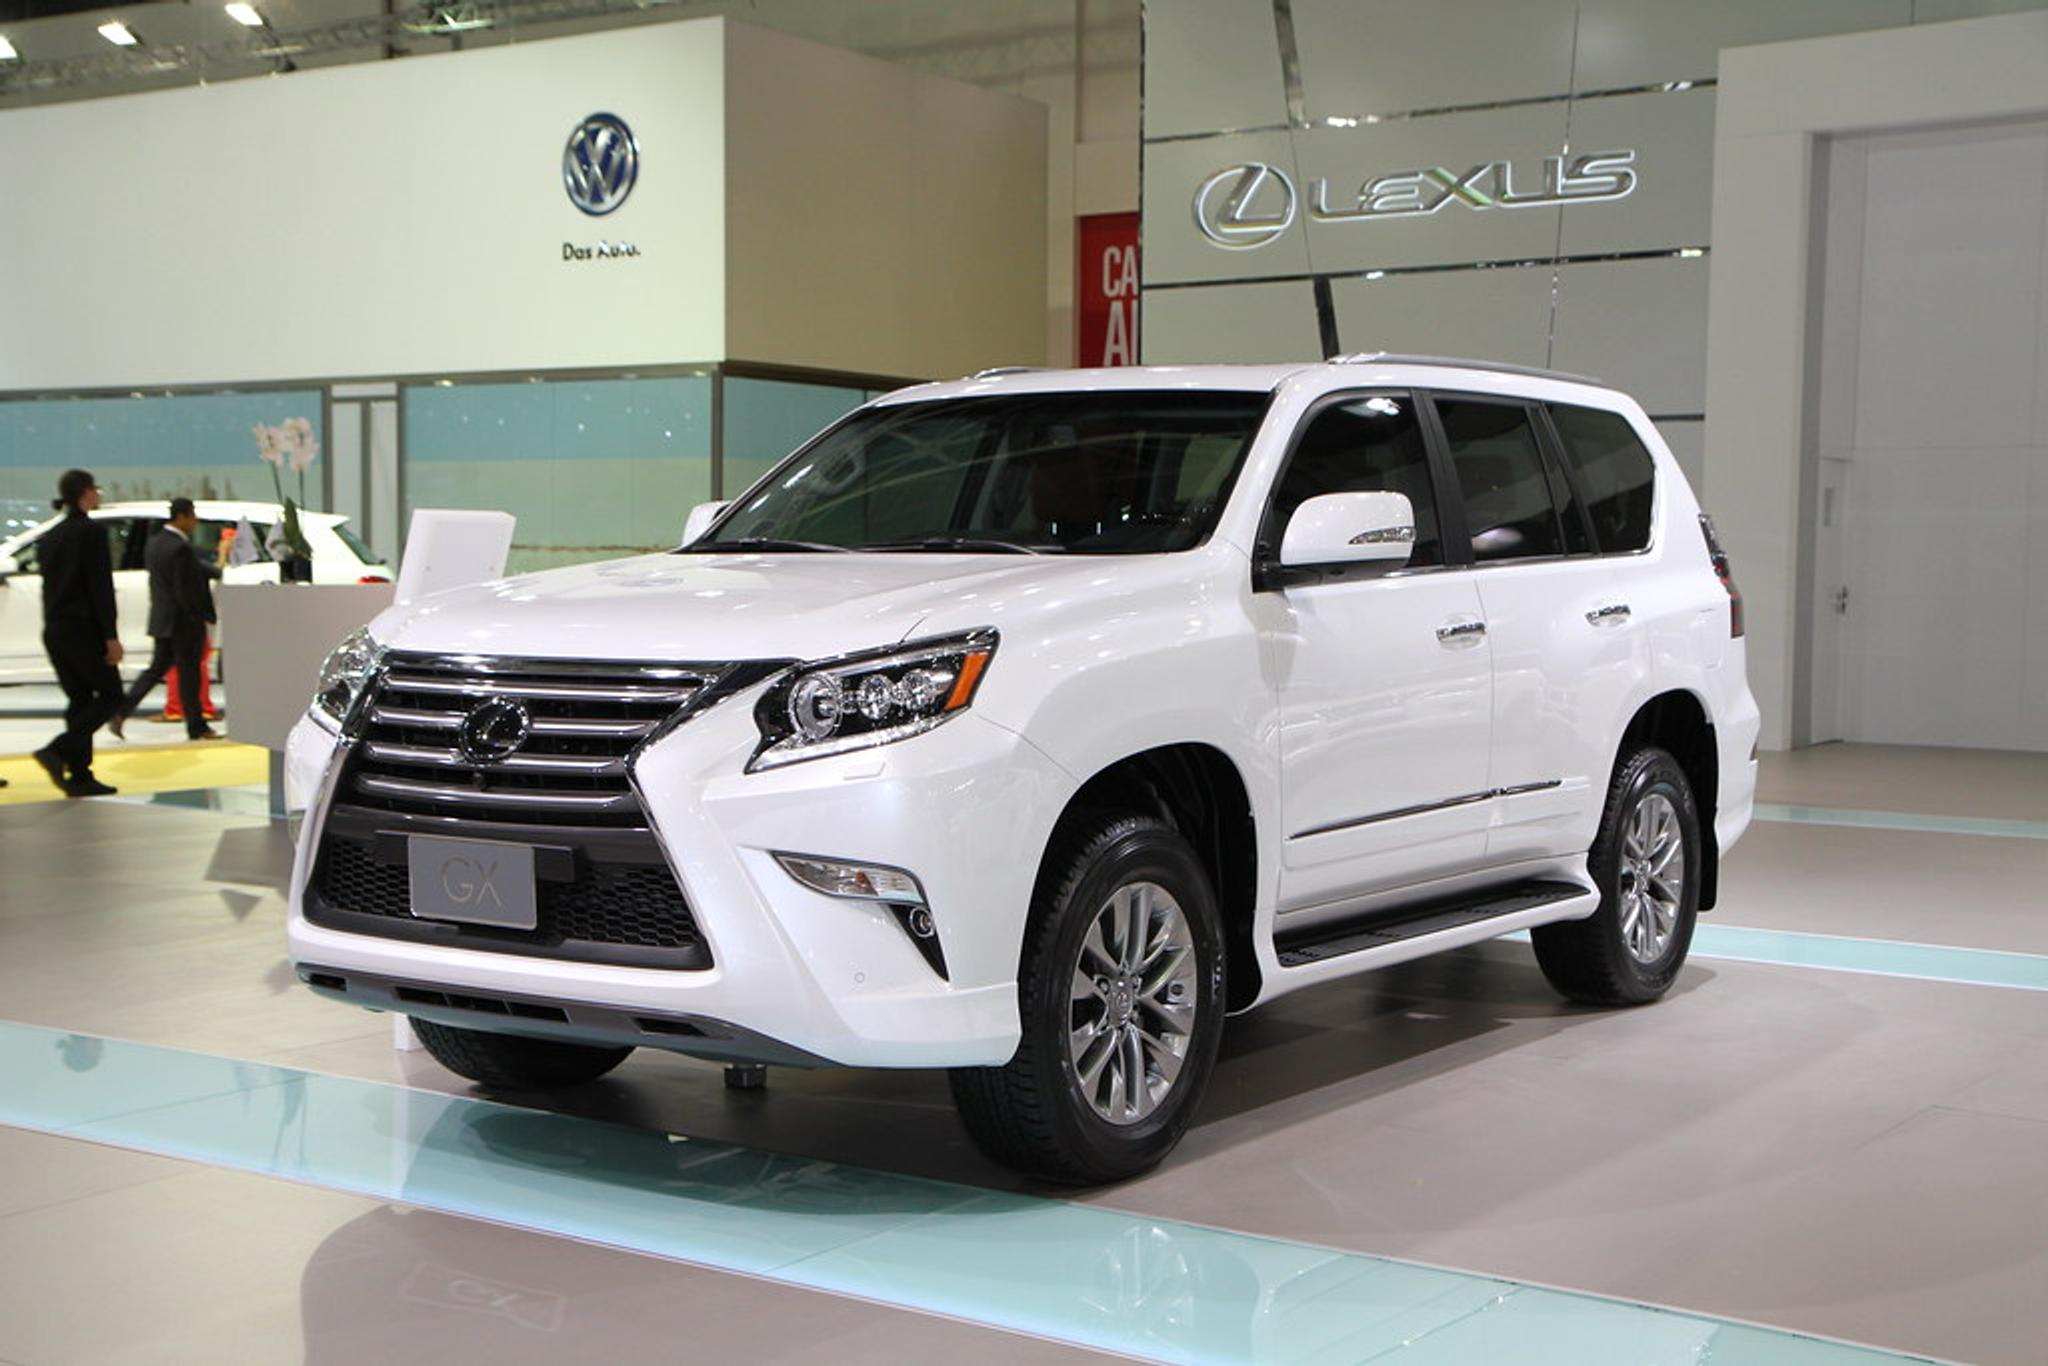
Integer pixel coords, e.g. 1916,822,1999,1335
1532,745,1701,1005
410,1017,633,1090
950,813,1226,1184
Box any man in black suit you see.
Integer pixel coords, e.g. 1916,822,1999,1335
34,468,124,797
120,497,220,742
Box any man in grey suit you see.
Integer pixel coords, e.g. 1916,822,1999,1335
119,497,219,741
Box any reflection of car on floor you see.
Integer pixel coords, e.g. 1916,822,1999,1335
286,357,1759,1184
0,500,389,682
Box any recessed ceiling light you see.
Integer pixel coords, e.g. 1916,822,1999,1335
0,35,18,60
224,3,264,26
97,20,140,46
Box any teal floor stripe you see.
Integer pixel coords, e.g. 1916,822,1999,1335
0,1022,1926,1364
1691,925,2048,993
1754,802,2048,841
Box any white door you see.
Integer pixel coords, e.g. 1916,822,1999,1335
1809,458,1850,744
1263,392,1495,913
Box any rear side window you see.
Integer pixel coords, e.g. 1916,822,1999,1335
1268,394,1442,568
1434,399,1562,563
1549,404,1656,553
109,518,149,571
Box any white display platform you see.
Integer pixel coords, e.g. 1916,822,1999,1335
217,582,398,753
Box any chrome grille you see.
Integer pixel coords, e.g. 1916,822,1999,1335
343,654,715,828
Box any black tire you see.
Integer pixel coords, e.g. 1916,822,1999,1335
1532,746,1701,1006
410,1017,633,1090
949,812,1226,1185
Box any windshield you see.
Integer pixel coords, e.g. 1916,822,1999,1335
332,522,387,565
694,391,1269,555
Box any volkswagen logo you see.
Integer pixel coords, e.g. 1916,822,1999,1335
457,697,533,764
1192,162,1297,250
563,113,639,217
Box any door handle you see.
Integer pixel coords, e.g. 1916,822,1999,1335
1585,603,1631,626
1436,618,1487,647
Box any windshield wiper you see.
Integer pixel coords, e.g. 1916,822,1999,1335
863,536,1046,555
690,537,853,554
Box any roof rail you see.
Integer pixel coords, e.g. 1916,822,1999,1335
1328,352,1606,387
966,366,1044,380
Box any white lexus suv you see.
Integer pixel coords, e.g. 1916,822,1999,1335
286,356,1758,1182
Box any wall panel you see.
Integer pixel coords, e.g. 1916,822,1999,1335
1328,268,1556,371
1141,282,1325,364
1549,255,1710,416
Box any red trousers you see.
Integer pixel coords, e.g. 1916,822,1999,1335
161,642,219,721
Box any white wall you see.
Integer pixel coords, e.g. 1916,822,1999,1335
0,22,730,390
1707,10,2048,749
0,14,1057,393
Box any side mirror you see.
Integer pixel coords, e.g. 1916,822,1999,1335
681,500,730,546
1279,491,1415,569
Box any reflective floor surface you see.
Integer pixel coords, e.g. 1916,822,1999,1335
3,743,2045,1363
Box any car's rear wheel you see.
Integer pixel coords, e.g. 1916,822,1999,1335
950,813,1226,1185
1532,745,1700,1006
410,1017,633,1090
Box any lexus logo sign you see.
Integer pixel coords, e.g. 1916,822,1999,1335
563,112,639,217
1193,163,1298,250
1193,150,1638,249
457,697,534,764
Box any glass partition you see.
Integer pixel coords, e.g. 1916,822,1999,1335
719,377,876,502
404,376,713,574
0,391,327,527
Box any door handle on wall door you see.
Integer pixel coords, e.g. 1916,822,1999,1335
1586,603,1632,626
1436,618,1487,647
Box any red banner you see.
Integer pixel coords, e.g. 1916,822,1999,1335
1076,212,1139,366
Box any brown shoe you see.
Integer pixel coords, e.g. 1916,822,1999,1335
189,727,223,741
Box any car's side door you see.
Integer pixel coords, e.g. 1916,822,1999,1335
0,528,50,679
1423,392,1650,864
1260,391,1496,916
102,515,155,656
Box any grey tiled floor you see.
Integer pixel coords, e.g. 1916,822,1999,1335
0,1128,1111,1365
3,744,2047,1363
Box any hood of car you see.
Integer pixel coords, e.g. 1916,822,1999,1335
370,550,1125,663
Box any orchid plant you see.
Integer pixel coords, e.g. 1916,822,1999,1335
252,418,319,562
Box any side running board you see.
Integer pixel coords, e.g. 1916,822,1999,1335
1275,879,1589,968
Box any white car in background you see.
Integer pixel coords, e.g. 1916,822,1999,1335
0,499,390,682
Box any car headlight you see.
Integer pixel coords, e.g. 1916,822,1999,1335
311,626,381,729
751,629,996,771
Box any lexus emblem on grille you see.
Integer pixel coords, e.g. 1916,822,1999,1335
563,112,639,217
458,697,533,764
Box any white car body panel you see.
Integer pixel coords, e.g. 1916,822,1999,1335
284,360,1761,1071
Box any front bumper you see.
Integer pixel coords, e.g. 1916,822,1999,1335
284,684,1074,1069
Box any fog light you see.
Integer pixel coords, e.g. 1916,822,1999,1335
774,853,926,905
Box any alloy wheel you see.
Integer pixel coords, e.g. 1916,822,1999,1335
1618,791,1685,964
1066,880,1199,1125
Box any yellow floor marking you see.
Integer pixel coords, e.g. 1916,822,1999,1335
0,740,266,806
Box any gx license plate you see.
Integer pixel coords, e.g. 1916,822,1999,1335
407,834,538,931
